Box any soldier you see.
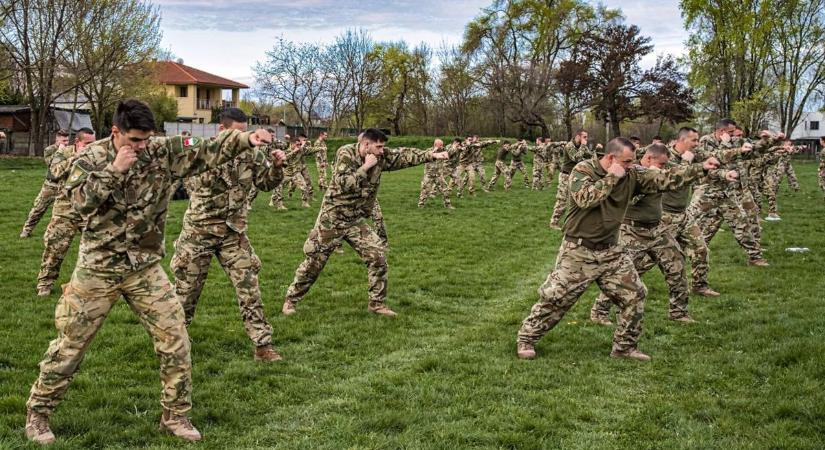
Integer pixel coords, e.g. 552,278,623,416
508,139,530,189
589,143,736,325
819,137,825,200
418,138,453,208
20,130,70,239
314,131,330,191
516,137,718,361
281,128,448,318
171,108,286,363
688,119,770,267
764,139,800,220
469,134,496,190
287,133,316,201
35,128,96,297
549,129,591,229
269,134,318,210
531,137,548,190
25,99,274,444
486,141,512,191
246,130,288,208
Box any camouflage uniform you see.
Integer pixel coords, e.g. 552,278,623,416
418,146,452,208
764,152,800,215
27,129,257,418
450,141,477,197
550,140,593,227
21,144,61,236
530,143,548,190
470,140,497,188
508,141,530,189
518,158,706,354
486,143,512,191
287,141,317,201
36,145,84,293
687,135,765,264
819,148,825,199
314,137,329,191
171,145,283,348
284,144,437,310
246,139,287,208
270,142,318,208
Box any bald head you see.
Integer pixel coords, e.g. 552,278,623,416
434,138,444,148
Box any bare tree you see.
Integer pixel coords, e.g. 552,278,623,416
319,41,354,135
437,45,477,136
335,29,380,131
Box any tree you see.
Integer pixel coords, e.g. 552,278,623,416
553,54,595,139
319,41,354,135
639,56,695,134
254,37,325,132
579,23,653,137
335,29,380,131
368,42,431,135
437,45,477,136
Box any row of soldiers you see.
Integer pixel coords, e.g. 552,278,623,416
15,101,823,444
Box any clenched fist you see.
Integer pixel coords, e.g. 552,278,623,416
250,128,273,146
432,151,449,160
363,153,379,170
725,170,738,182
681,150,695,163
270,149,286,167
607,163,626,178
703,157,720,171
113,145,138,173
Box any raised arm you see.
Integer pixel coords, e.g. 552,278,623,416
252,147,285,191
635,163,705,194
381,147,437,172
568,168,619,209
64,148,120,217
167,129,256,178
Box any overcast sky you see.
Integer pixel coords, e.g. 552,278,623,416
156,0,687,89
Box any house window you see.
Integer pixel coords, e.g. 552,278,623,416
811,121,820,131
178,86,188,98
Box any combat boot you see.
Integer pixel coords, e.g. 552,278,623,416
670,315,696,324
20,230,31,239
748,258,769,267
516,342,536,360
159,409,201,442
282,300,297,316
25,409,55,445
36,285,52,298
368,303,397,317
692,286,720,297
301,201,311,208
610,349,651,362
589,314,613,327
254,344,283,362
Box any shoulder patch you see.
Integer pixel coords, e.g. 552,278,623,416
183,137,201,147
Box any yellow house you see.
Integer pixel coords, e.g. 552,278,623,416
155,60,248,123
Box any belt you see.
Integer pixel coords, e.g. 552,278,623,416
564,235,616,251
623,218,660,229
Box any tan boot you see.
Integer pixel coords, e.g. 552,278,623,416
692,286,720,297
516,342,536,360
670,315,696,324
282,300,297,316
25,409,55,445
20,230,32,239
589,314,613,327
254,344,283,362
368,303,397,317
301,201,311,208
610,349,651,362
748,258,769,267
159,409,202,442
36,286,52,298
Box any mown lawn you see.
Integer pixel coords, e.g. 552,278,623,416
0,138,823,449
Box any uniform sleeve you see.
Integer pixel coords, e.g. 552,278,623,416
252,147,285,191
635,163,705,194
166,129,254,178
43,145,57,164
381,147,435,172
65,150,124,217
568,167,619,209
333,148,368,193
48,147,78,180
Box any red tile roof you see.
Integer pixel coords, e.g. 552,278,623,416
153,60,249,89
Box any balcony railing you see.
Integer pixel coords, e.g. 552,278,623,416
196,99,238,110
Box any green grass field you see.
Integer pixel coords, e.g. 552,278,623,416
1,138,824,449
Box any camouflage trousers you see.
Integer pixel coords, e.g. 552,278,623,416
285,222,388,307
517,240,646,354
549,173,571,226
271,171,310,206
487,160,511,191
316,158,328,191
819,164,825,198
764,161,800,215
288,165,315,200
531,156,547,190
688,186,763,261
659,210,711,290
747,169,765,210
246,186,259,208
591,223,689,321
37,211,82,291
27,264,192,416
418,172,452,207
171,226,273,347
371,202,387,246
509,161,530,189
451,163,482,196
22,181,59,235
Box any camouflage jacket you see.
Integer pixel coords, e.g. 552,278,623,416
493,144,512,163
423,146,450,177
314,138,328,164
564,157,705,244
510,142,528,162
560,140,593,173
471,140,498,163
49,145,84,221
285,142,320,175
183,145,284,235
43,144,62,183
65,129,256,272
316,144,436,229
530,143,547,161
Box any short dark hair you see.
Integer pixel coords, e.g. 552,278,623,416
576,129,587,136
113,99,155,132
362,128,387,143
298,133,308,139
629,135,641,142
715,118,736,130
220,107,247,127
606,137,633,156
652,135,662,141
453,138,462,144
820,136,825,143
677,127,698,139
77,127,94,137
645,143,668,158
56,129,70,137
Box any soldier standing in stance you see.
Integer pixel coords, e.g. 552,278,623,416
25,100,273,444
818,137,825,200
35,128,96,297
531,137,548,190
282,128,448,318
315,131,330,191
508,139,531,189
486,140,513,191
171,108,286,362
549,129,592,229
418,138,453,208
516,137,719,362
20,130,70,239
